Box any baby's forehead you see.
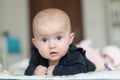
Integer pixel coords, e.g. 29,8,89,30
34,9,68,23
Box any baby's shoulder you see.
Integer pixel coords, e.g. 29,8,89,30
69,44,86,55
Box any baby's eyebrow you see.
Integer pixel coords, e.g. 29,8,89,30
36,31,64,38
35,34,45,39
55,31,64,34
37,33,47,36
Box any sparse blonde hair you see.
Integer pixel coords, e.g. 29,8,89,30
32,8,71,37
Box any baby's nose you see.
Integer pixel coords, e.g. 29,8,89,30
49,40,56,49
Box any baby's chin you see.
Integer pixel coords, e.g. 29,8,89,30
48,56,62,61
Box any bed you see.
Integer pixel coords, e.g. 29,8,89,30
0,69,120,79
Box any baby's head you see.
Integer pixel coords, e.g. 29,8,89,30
32,8,75,62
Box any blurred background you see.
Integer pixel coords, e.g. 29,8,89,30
0,0,120,74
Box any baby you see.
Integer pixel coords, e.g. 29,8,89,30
25,8,95,76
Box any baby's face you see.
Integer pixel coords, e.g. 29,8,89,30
32,12,74,62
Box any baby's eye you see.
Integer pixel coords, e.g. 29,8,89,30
57,36,62,40
42,38,47,42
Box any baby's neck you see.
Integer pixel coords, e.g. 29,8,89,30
49,60,60,66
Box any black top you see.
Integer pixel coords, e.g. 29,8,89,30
25,44,95,76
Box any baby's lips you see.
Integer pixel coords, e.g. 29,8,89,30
50,52,58,56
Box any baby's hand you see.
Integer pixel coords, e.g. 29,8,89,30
47,65,55,75
34,65,47,76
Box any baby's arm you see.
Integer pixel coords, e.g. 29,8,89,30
34,65,47,76
53,63,87,75
25,47,48,75
52,53,90,75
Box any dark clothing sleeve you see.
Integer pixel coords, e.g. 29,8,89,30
24,53,38,75
53,45,95,75
25,47,48,75
86,58,96,72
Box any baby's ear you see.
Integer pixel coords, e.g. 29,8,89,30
32,38,37,48
70,32,75,44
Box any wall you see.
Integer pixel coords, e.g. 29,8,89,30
105,0,120,46
82,0,108,48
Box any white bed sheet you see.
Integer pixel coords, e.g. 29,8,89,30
0,70,120,79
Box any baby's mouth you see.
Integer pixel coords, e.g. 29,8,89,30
50,52,58,57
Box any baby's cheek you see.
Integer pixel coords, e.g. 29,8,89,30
38,48,49,59
60,45,69,55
